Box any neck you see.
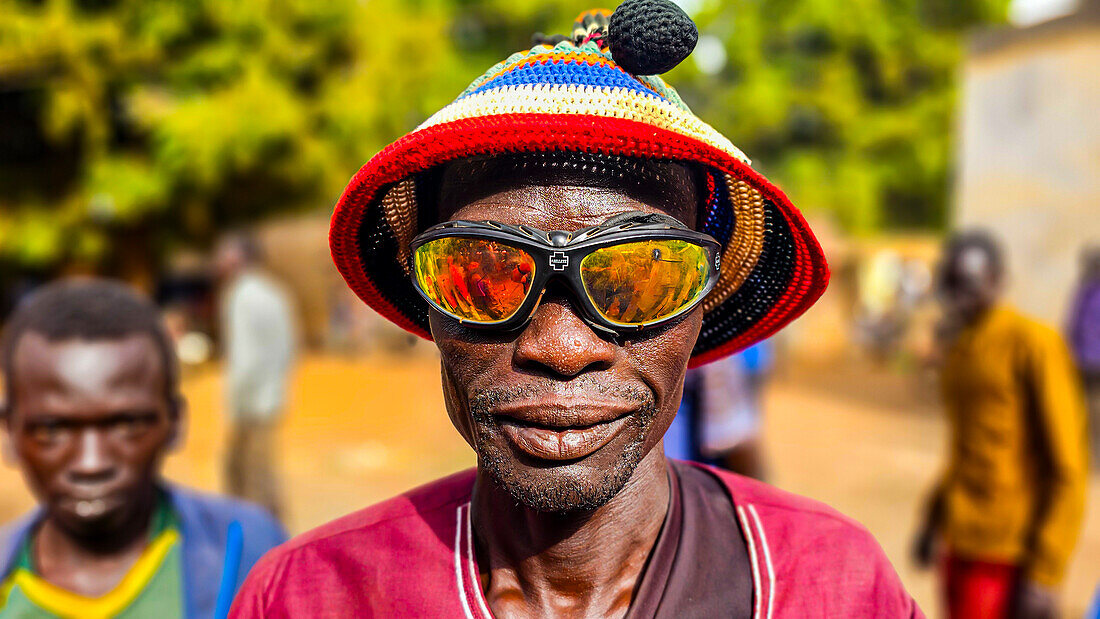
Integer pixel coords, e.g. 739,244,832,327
963,301,1000,327
472,448,670,618
32,488,157,596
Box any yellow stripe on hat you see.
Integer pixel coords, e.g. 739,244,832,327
416,84,752,166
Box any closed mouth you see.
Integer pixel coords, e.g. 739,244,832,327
494,402,635,461
58,493,124,518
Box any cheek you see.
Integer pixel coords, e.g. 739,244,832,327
123,424,174,472
13,435,78,501
623,309,702,433
430,313,515,391
15,442,64,490
431,312,513,441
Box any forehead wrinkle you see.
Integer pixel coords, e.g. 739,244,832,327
436,154,699,229
449,184,670,230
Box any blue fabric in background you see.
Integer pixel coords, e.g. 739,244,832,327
741,340,774,376
664,396,695,461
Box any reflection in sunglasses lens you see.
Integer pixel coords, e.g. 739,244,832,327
414,238,536,323
581,240,710,326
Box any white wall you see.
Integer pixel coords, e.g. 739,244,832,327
954,28,1100,326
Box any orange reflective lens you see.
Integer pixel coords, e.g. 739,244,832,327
580,240,711,326
413,237,536,323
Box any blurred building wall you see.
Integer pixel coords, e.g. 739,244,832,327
955,1,1100,326
255,213,423,353
255,214,338,346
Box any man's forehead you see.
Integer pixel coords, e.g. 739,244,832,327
446,184,678,231
436,154,699,229
12,333,164,409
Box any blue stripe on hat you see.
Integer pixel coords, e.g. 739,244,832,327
459,57,665,102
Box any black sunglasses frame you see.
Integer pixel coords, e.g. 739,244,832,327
409,214,722,335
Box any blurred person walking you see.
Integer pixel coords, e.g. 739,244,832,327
0,279,286,618
913,232,1088,619
1068,243,1100,468
214,233,296,521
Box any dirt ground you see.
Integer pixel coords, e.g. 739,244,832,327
1,352,1096,617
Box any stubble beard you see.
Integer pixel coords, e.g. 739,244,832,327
467,381,658,514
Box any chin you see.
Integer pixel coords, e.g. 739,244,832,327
468,393,665,513
478,437,649,514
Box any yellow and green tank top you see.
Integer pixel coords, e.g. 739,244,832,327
0,497,184,619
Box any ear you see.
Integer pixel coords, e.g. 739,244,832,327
167,395,188,452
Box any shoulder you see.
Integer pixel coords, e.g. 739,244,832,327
707,465,883,551
995,307,1064,348
167,485,287,549
282,468,474,553
239,273,291,306
1002,310,1080,371
0,513,38,577
231,469,476,613
695,464,922,617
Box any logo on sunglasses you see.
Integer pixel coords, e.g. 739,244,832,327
550,251,569,271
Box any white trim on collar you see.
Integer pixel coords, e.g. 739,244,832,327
454,503,494,619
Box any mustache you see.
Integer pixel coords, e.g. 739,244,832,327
464,376,651,428
469,376,652,421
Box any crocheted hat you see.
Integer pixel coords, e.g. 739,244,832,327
329,0,829,366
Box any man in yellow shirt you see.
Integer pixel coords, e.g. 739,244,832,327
914,231,1088,619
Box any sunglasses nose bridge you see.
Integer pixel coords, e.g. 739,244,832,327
535,272,589,313
520,275,619,339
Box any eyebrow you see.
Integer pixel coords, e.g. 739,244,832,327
19,409,162,426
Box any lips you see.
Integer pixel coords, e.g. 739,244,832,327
58,492,124,519
493,398,635,461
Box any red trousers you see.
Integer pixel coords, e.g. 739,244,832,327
944,554,1020,619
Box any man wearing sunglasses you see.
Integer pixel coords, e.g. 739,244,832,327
233,2,921,617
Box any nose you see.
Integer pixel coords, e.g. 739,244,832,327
68,429,116,484
513,296,616,378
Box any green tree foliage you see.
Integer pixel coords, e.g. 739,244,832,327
0,0,473,270
672,0,1010,232
0,0,1009,272
427,0,1010,233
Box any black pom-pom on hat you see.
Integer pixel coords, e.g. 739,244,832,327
608,0,698,75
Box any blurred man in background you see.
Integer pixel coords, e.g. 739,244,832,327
214,233,296,521
0,279,286,618
1068,243,1100,468
914,231,1088,619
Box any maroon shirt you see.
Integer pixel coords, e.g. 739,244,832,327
231,462,923,618
627,461,753,618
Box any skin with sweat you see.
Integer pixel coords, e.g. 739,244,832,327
432,174,702,618
3,333,179,597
